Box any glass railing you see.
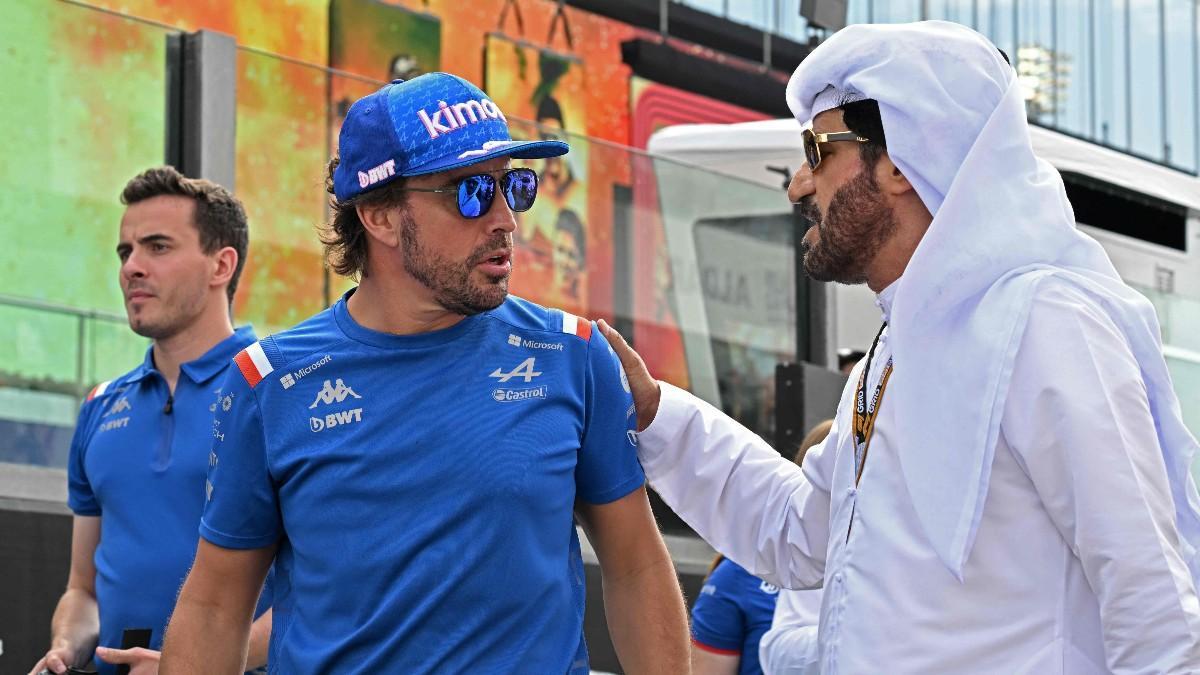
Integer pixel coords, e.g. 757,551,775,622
0,0,177,469
0,295,143,468
231,46,335,334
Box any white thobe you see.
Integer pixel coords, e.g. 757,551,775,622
639,280,1200,673
759,587,822,674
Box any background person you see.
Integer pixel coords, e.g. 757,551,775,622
29,167,271,675
160,73,688,674
690,420,832,675
758,421,832,675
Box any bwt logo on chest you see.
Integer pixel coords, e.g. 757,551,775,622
417,98,506,139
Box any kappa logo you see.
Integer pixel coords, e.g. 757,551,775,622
489,357,542,383
760,581,780,595
309,378,361,409
417,98,506,139
105,397,131,417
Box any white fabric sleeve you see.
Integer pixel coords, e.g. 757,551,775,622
759,588,823,675
637,382,837,589
1003,284,1200,672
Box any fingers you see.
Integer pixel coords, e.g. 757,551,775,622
31,653,66,675
597,320,644,377
597,319,661,432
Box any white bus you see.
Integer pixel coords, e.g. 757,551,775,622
648,118,1200,454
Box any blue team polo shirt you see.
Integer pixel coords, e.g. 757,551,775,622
691,559,781,675
201,291,645,674
68,326,269,672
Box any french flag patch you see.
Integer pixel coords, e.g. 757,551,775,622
86,380,113,401
560,312,592,341
233,342,275,388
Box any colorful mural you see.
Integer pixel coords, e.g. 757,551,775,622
485,35,591,317
6,0,787,395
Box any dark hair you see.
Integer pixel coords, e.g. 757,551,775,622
839,97,888,167
120,166,249,303
837,349,866,372
320,153,408,280
554,209,585,261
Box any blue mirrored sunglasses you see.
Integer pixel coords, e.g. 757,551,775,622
398,167,539,219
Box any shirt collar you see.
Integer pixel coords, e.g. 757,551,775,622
875,279,900,323
176,326,258,384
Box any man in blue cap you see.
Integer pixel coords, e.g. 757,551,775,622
161,73,689,674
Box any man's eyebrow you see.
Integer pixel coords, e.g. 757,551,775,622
116,233,174,253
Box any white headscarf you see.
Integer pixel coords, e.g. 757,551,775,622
786,20,1200,579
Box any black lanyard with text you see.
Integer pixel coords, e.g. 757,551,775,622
852,323,893,486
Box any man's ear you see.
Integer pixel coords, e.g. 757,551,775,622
875,153,915,197
211,246,238,290
356,202,401,248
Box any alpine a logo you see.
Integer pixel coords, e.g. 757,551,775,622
489,357,542,383
492,386,548,403
309,378,361,408
417,98,506,139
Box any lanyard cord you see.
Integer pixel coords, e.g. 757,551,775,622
853,323,892,485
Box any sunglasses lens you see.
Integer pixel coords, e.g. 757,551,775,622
457,174,496,218
803,130,820,170
502,168,538,213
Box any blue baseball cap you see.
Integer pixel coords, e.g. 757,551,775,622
333,72,569,201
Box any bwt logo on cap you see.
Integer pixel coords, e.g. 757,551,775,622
358,159,397,189
417,98,506,139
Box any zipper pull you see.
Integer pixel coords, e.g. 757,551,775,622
163,394,174,415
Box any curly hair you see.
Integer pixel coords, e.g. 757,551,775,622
320,153,408,280
120,166,248,302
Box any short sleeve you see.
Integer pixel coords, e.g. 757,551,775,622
574,323,645,504
66,400,101,516
690,559,748,653
200,364,281,549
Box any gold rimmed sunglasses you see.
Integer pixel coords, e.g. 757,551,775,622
802,127,871,171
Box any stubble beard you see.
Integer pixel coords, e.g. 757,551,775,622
399,211,511,316
799,165,898,286
126,285,208,342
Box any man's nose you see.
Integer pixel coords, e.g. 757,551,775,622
121,251,147,280
787,164,815,204
485,196,518,235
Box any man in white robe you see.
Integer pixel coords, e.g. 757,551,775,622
598,20,1200,674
